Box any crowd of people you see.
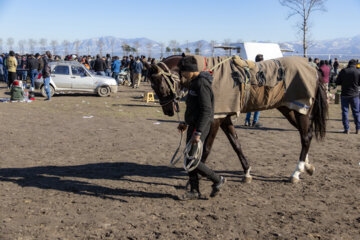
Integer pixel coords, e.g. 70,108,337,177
0,51,157,91
0,50,358,133
307,57,359,134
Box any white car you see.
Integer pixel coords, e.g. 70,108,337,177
35,61,118,97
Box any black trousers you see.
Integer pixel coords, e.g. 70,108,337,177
186,123,221,192
7,72,16,87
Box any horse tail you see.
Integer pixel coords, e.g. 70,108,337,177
311,76,328,140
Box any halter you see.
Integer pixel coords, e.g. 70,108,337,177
155,62,181,107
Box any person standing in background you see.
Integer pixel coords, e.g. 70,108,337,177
245,54,264,127
6,51,17,88
336,59,360,134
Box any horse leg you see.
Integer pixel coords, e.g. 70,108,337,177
290,112,315,183
220,116,252,183
277,106,298,129
201,119,222,164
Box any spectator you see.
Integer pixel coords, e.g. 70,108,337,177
6,50,17,88
42,51,53,101
111,56,121,85
333,58,339,75
132,56,143,88
245,54,263,127
93,54,107,76
36,53,44,75
129,55,135,86
0,54,4,82
27,54,40,91
335,59,360,134
319,60,330,92
308,57,317,68
313,58,320,67
105,53,112,77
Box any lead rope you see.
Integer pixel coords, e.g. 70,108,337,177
169,109,203,173
169,110,184,166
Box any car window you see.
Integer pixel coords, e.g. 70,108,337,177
71,66,87,76
52,65,70,75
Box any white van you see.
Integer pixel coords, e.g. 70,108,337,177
230,42,283,61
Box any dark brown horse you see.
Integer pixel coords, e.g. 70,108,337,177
144,55,328,183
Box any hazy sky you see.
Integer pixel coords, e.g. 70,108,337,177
0,0,359,44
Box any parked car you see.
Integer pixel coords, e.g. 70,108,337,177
35,61,118,97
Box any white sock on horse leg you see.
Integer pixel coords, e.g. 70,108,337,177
305,154,309,164
291,161,305,180
245,167,251,178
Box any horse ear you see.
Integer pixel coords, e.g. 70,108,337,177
150,64,160,74
182,52,186,57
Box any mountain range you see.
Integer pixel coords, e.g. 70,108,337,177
11,35,360,60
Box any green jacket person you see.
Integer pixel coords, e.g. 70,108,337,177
177,56,225,200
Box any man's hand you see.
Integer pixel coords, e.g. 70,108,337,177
191,134,200,144
177,122,187,133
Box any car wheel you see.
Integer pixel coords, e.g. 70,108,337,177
97,86,111,97
40,85,55,98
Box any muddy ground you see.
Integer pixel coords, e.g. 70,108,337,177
0,82,359,240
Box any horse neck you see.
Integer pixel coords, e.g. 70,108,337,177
161,56,182,72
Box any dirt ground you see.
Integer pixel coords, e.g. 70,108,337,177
0,82,359,240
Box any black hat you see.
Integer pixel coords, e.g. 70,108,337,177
178,56,198,72
348,59,357,67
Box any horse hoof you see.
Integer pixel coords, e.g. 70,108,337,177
243,176,252,183
290,176,300,183
305,164,315,176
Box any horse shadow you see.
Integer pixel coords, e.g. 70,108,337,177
235,125,297,132
217,170,289,183
0,162,187,202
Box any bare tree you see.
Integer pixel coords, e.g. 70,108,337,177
169,40,178,55
165,47,171,56
97,39,104,56
146,42,153,58
159,42,165,59
134,41,140,56
110,38,116,56
195,41,204,55
18,40,26,54
7,38,15,51
280,0,327,57
62,40,70,56
74,40,80,56
39,38,47,53
86,40,91,55
50,40,58,55
210,40,216,57
28,39,37,54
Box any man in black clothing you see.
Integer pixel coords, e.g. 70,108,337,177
177,56,225,200
93,54,107,76
27,54,39,90
105,53,112,77
336,59,360,134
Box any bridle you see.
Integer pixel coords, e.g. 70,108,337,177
154,61,182,109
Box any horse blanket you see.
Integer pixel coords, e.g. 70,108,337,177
191,55,318,117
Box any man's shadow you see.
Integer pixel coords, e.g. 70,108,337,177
0,162,187,202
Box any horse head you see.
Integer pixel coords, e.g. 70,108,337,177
148,56,183,116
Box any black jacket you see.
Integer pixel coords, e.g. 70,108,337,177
42,56,51,78
336,65,360,97
105,58,112,70
185,71,214,134
27,58,39,71
93,58,107,72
